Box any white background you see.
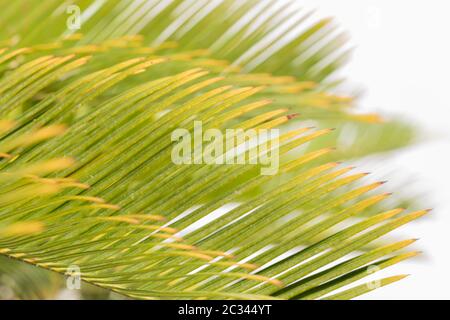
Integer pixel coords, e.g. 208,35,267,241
301,0,450,299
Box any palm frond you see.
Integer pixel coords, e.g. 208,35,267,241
0,0,425,300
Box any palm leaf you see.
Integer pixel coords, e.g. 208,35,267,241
0,0,424,300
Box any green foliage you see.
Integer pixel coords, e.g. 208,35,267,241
0,0,423,300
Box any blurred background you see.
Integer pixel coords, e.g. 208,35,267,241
303,0,450,299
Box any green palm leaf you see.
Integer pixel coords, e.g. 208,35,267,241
0,0,424,300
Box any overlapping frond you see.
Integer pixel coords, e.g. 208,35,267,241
0,0,416,164
1,0,346,81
